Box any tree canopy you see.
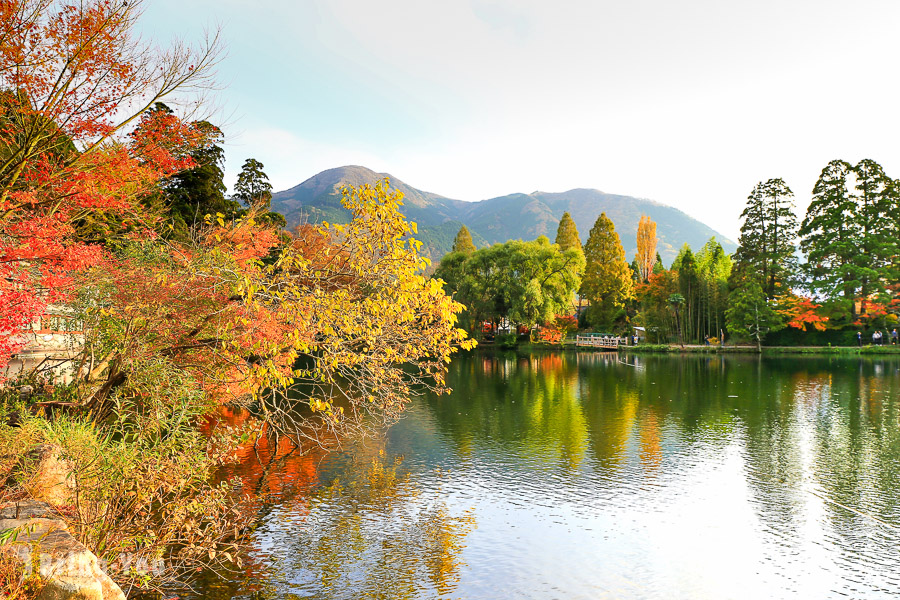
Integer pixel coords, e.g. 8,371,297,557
435,236,584,330
555,212,582,252
451,225,476,254
581,212,633,330
636,215,657,282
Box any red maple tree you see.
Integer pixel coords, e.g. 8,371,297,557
0,0,221,369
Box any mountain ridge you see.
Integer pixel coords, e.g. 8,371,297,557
271,165,736,263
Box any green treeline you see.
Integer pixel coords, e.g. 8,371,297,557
436,158,900,347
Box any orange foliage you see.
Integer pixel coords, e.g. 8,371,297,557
775,293,829,331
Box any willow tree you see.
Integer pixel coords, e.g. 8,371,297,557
636,215,657,282
555,212,582,252
436,236,584,329
451,225,476,254
581,212,633,330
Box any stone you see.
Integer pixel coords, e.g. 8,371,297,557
22,444,76,506
0,500,126,600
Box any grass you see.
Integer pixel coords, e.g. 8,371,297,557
762,345,900,355
0,554,43,600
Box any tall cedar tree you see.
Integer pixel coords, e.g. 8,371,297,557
233,158,273,209
581,212,633,330
636,215,657,282
674,245,700,342
232,158,286,228
452,225,476,254
555,212,582,251
852,159,897,315
734,178,798,299
799,159,858,318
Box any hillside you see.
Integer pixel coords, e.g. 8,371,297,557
271,166,736,263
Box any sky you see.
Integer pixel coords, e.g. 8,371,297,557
139,0,900,240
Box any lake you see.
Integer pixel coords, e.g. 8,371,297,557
194,351,900,599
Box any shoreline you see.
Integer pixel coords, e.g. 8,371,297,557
474,341,900,355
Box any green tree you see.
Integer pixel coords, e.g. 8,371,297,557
726,270,782,350
733,178,798,299
667,293,685,348
581,212,633,330
451,225,476,254
435,237,584,331
555,212,582,252
233,158,273,209
673,245,700,342
652,252,665,275
163,121,240,240
232,158,286,228
799,159,858,320
695,237,732,341
852,159,897,315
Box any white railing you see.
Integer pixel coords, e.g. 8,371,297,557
575,335,620,349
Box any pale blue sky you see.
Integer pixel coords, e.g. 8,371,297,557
139,0,900,238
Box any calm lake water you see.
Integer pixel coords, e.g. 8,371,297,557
196,351,900,599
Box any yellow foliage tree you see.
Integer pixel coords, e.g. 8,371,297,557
239,180,476,441
581,212,633,330
636,215,657,283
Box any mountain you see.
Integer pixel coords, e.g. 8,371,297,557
271,166,736,264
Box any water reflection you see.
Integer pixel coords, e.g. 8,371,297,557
192,352,900,599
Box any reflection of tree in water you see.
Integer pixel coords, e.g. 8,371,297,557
801,361,900,569
259,453,476,600
736,357,900,589
428,350,590,471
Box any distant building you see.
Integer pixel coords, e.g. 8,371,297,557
5,306,84,383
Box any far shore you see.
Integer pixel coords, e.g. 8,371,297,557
475,340,900,355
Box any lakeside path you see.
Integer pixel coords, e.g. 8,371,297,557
615,344,900,355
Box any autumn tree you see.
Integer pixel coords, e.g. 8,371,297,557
451,225,476,254
0,0,221,369
581,212,633,330
635,269,678,343
555,212,582,252
636,215,657,282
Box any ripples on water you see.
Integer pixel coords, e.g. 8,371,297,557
194,352,900,599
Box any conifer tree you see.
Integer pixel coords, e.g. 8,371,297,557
852,159,897,314
581,212,633,329
799,159,858,318
452,225,476,254
653,252,665,274
636,215,657,282
733,178,798,299
555,212,582,251
233,158,273,209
